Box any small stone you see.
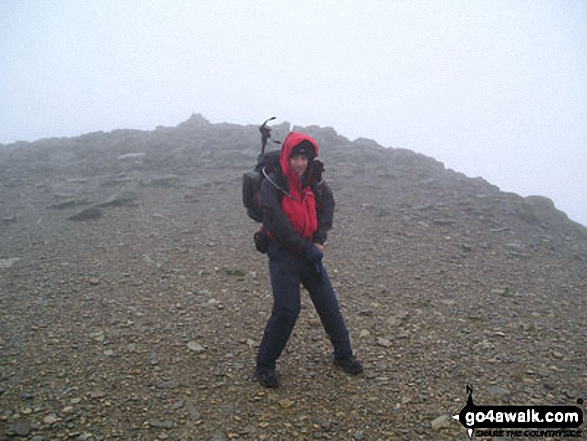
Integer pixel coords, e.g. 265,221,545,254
187,341,205,353
488,386,510,399
0,257,20,268
44,413,59,425
89,277,101,286
150,353,159,365
359,329,371,339
90,390,106,399
19,391,35,400
149,420,174,429
67,208,102,221
185,400,200,421
376,337,393,348
171,400,184,410
431,415,451,430
210,429,224,441
91,331,105,342
245,338,256,348
14,421,32,436
156,379,177,389
117,152,145,160
385,316,400,327
279,398,293,408
95,190,139,207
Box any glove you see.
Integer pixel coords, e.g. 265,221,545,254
304,242,323,263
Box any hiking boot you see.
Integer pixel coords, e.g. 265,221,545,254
334,356,364,375
256,370,279,388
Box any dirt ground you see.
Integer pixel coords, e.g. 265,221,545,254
1,122,585,440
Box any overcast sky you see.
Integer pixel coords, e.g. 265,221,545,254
1,1,586,225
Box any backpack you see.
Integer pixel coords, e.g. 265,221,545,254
242,149,282,222
242,117,284,222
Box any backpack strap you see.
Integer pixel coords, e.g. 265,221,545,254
262,167,295,200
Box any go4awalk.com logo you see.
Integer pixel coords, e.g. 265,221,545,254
453,386,584,439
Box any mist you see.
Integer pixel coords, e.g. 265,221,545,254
1,0,586,225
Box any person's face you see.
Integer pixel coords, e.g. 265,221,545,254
289,154,309,176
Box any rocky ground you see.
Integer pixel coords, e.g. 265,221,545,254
1,117,585,440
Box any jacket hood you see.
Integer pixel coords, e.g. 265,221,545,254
279,132,319,177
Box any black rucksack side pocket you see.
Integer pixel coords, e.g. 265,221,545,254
242,171,263,222
253,228,269,254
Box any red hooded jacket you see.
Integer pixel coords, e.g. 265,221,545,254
279,132,319,240
259,132,334,256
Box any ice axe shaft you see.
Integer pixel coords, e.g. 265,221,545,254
260,116,276,154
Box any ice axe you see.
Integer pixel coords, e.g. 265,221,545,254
259,116,281,155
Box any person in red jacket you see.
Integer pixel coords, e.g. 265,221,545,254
255,132,363,388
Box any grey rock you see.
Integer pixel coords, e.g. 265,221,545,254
187,341,205,353
0,257,20,268
185,400,201,421
210,429,225,441
47,198,92,209
117,152,146,160
142,175,181,188
506,242,524,251
488,386,511,399
100,177,133,187
149,353,159,366
90,390,107,399
430,415,451,430
95,191,139,208
67,208,102,221
149,420,174,429
171,400,184,410
14,421,32,436
156,379,177,389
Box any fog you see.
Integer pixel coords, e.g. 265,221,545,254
1,0,586,225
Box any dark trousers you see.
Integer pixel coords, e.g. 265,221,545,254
256,243,353,373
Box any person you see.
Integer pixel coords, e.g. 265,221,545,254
255,131,363,388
